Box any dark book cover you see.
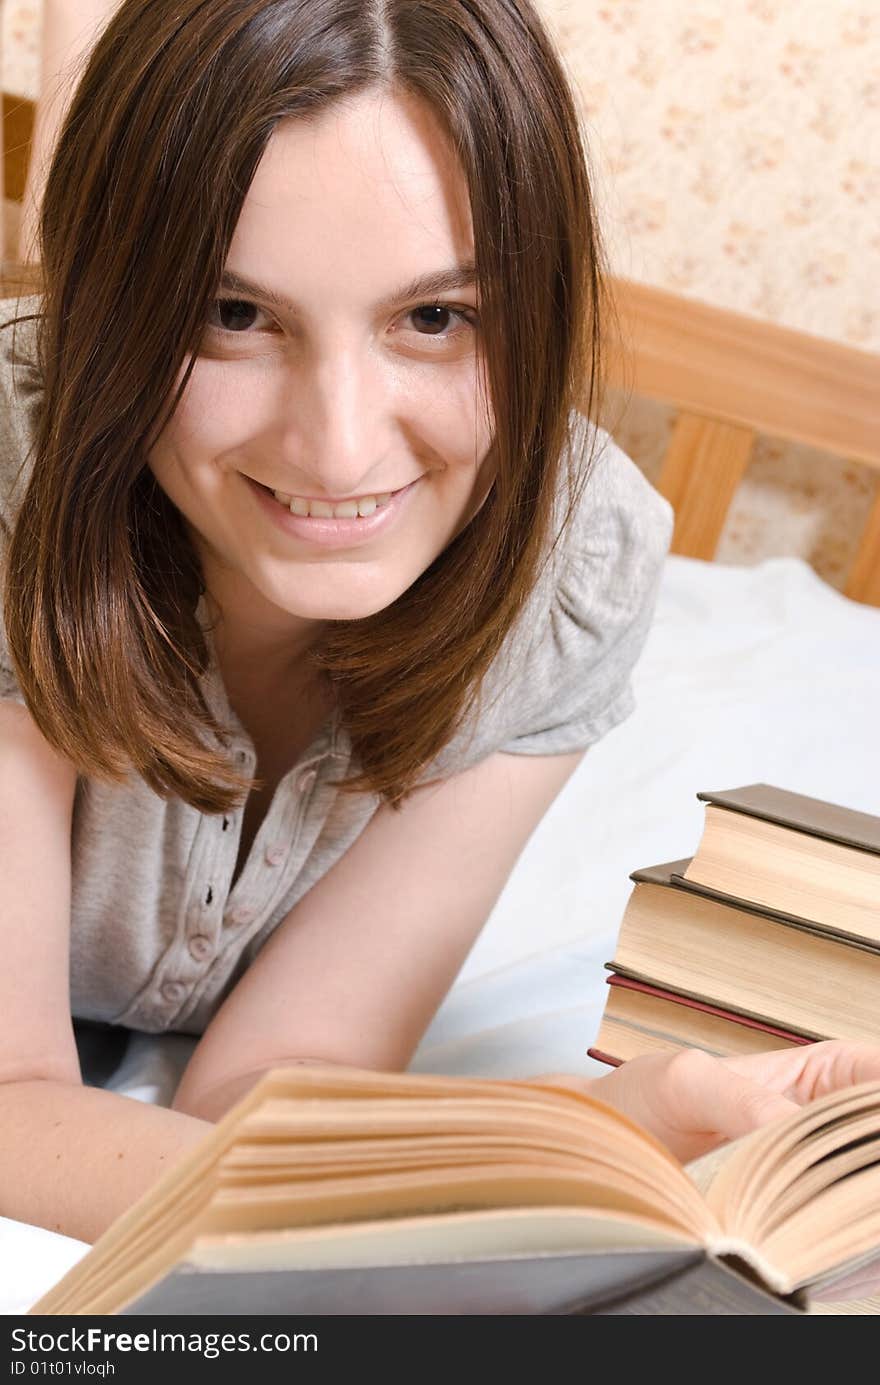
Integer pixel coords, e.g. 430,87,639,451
118,1247,708,1316
696,783,880,857
117,1246,807,1317
588,1256,806,1315
587,1047,622,1068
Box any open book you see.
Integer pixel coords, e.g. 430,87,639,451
29,1065,880,1316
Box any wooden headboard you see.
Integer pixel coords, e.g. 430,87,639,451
4,90,880,604
606,278,880,606
1,92,34,260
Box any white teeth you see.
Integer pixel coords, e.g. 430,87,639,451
271,488,400,519
333,500,360,518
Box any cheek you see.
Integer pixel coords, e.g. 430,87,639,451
421,388,494,480
155,362,264,462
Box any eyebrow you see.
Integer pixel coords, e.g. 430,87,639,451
218,261,478,315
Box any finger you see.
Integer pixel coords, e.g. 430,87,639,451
722,1046,820,1097
802,1043,880,1100
724,1043,880,1104
664,1051,799,1147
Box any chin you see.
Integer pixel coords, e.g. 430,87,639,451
326,595,402,622
273,586,405,624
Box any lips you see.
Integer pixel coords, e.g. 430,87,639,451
244,471,422,550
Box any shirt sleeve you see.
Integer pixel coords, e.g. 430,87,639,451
0,298,43,706
494,422,673,756
0,648,23,705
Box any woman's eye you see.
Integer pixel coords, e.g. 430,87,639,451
207,299,272,333
205,297,477,344
405,303,477,342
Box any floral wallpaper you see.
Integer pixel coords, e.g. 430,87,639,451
2,3,39,99
538,0,880,594
4,0,879,592
540,0,879,353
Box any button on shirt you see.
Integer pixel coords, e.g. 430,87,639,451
63,671,382,1035
0,298,673,1036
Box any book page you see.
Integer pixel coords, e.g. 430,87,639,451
684,1080,880,1295
184,1206,695,1272
686,806,880,941
809,1247,880,1309
685,1135,749,1199
814,1290,880,1312
31,1064,717,1315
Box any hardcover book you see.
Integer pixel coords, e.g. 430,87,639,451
604,860,880,1044
680,783,880,944
27,1064,880,1316
588,974,810,1067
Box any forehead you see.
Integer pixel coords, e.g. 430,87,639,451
230,88,475,284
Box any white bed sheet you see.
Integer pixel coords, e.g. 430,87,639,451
4,553,879,1314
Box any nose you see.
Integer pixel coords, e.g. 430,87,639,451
279,341,390,499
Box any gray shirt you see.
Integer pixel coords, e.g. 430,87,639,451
0,297,673,1036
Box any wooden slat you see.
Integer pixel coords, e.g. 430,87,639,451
607,277,880,470
2,199,21,257
845,485,880,607
658,413,755,561
2,94,36,202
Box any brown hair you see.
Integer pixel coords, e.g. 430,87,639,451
4,0,610,812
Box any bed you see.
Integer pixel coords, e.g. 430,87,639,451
1,276,878,1315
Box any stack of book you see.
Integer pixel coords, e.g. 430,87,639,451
588,783,880,1067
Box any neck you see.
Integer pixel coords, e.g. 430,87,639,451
200,587,323,690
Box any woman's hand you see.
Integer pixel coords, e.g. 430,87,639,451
548,1040,880,1164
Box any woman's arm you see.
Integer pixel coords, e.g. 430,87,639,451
18,0,120,262
0,699,83,1086
0,1080,212,1244
0,701,210,1243
170,739,880,1165
171,749,586,1121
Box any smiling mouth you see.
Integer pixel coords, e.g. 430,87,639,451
250,477,415,520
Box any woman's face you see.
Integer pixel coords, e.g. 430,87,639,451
148,87,495,637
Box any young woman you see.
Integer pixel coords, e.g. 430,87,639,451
2,0,879,1249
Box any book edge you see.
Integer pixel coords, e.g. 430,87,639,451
604,973,814,1043
695,784,880,857
627,861,880,955
603,963,824,1041
670,872,880,955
